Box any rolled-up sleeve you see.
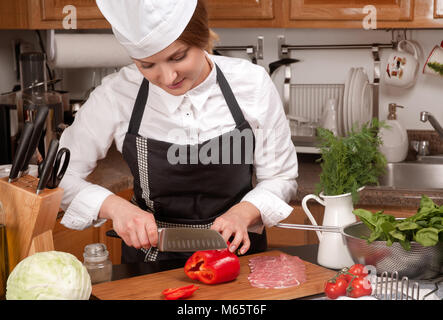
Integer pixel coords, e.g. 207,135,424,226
59,88,117,230
242,73,298,232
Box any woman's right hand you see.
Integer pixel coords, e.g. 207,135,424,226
99,194,158,249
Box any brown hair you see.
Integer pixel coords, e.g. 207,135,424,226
178,0,219,53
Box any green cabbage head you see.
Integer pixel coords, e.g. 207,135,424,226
6,251,92,300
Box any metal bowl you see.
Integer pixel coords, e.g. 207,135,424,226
343,222,443,280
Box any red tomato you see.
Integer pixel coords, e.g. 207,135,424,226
347,276,372,298
324,274,349,299
162,284,199,300
344,264,369,282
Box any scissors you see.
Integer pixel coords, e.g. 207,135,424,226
47,147,70,189
37,143,71,191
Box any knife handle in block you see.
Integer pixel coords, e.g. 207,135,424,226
8,122,34,182
36,139,59,195
21,105,49,173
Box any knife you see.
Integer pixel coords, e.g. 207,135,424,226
8,122,34,182
106,228,228,252
36,139,59,195
20,105,49,174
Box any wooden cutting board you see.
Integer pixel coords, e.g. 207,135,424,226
92,251,336,300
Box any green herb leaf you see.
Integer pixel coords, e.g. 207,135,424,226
415,228,439,246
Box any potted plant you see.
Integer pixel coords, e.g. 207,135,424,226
301,119,387,269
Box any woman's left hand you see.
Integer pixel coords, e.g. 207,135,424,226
210,201,262,255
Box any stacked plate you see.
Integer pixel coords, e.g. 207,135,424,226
339,67,373,136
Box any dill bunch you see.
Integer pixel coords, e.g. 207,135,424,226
315,119,387,204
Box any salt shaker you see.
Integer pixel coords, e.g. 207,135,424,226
83,243,112,285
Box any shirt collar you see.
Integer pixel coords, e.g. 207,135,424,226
148,53,217,115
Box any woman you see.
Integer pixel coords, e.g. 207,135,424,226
59,0,299,263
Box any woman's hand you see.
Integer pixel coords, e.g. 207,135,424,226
99,194,158,249
210,201,262,255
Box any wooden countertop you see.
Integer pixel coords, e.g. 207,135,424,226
85,148,443,210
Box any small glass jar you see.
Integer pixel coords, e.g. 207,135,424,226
83,243,112,285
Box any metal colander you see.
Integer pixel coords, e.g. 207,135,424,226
277,221,443,280
343,222,443,280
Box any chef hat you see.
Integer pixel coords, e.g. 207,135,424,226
96,0,198,59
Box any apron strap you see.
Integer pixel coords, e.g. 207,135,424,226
215,64,246,127
127,77,149,135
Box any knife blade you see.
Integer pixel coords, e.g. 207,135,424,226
106,228,228,252
8,122,34,182
20,105,49,174
36,139,59,195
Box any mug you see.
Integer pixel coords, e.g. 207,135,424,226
384,40,420,88
423,41,443,77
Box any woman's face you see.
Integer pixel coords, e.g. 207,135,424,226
133,40,211,96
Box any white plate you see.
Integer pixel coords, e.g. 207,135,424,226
342,68,354,136
346,68,357,133
350,68,368,131
351,68,369,130
359,82,373,126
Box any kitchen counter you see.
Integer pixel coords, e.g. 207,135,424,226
86,149,443,210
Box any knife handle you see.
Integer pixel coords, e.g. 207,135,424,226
36,139,59,194
8,122,34,182
21,105,49,172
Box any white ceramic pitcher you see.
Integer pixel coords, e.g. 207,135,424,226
302,191,358,269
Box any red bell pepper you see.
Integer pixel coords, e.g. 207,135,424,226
162,284,199,300
184,248,240,285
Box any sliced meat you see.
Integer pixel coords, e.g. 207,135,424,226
247,254,307,289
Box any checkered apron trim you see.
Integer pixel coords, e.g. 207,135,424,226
141,220,214,262
135,136,155,211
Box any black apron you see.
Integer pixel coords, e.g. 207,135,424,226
121,64,267,263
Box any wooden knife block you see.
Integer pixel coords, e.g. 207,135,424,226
0,175,63,273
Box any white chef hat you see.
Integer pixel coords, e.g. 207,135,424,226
96,0,198,59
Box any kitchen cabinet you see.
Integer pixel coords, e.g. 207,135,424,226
287,0,413,24
284,0,443,28
208,0,283,28
0,0,109,29
266,203,417,248
1,0,442,29
436,0,443,18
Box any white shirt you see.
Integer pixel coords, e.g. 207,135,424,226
59,54,299,232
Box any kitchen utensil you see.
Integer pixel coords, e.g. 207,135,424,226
423,41,443,76
8,122,34,182
384,40,420,88
44,147,70,189
299,191,357,269
106,227,228,252
276,220,443,280
91,250,337,300
372,271,420,300
36,139,59,194
20,105,49,174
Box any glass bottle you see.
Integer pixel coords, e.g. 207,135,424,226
83,243,112,285
0,201,9,300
